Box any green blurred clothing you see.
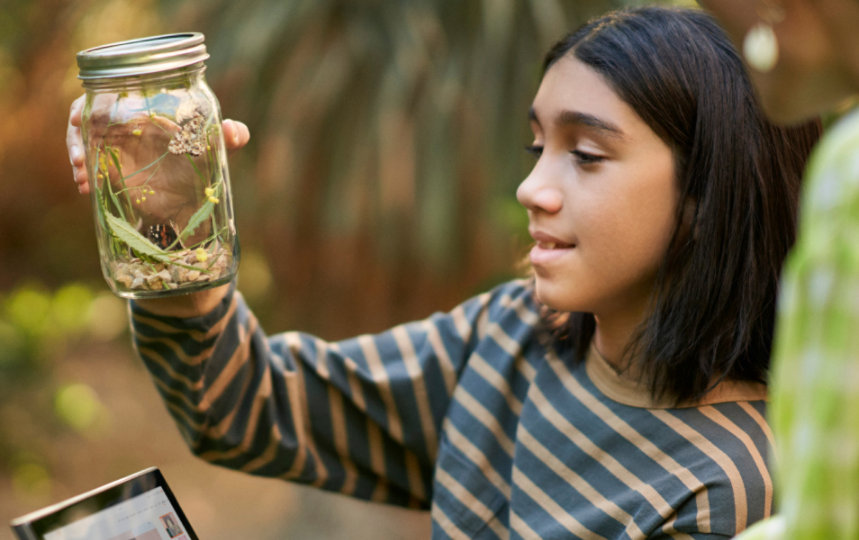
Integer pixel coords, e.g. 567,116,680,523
738,108,859,539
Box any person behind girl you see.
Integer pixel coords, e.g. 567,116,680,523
66,7,820,538
697,1,859,538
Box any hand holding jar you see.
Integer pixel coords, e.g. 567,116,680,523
67,97,249,196
74,33,247,299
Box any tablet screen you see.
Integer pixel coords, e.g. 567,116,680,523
10,467,198,540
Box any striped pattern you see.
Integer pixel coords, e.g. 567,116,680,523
131,279,772,538
742,109,859,539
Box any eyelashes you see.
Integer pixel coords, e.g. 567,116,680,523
571,150,604,165
524,144,542,157
524,144,605,165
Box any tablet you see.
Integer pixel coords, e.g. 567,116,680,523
9,467,198,540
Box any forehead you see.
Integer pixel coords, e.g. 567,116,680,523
531,55,649,136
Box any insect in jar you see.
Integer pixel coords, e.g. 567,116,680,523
146,222,182,250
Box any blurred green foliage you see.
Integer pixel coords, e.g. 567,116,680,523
0,283,126,377
1,284,90,373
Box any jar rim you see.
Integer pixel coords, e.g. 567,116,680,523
77,33,209,81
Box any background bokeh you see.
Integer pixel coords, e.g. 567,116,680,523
0,0,690,537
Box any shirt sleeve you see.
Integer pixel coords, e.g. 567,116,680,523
128,280,519,508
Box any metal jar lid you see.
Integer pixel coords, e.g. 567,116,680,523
77,33,209,80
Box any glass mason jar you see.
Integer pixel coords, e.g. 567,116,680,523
76,33,238,299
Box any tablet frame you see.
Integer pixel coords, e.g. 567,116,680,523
9,466,198,540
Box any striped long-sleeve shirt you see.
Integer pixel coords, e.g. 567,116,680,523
130,279,772,539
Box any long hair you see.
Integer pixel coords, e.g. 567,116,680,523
540,7,821,404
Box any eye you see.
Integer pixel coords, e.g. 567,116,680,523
524,144,543,158
571,149,604,165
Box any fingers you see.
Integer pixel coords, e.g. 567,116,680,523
67,93,249,195
222,119,250,151
67,95,90,194
69,95,83,127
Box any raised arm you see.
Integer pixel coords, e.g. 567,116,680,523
128,281,511,507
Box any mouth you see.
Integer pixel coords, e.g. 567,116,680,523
529,234,577,267
535,240,575,250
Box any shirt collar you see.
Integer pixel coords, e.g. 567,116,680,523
584,344,768,409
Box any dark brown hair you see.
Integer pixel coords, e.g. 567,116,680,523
540,7,821,404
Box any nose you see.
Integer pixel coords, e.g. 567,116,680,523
517,161,563,214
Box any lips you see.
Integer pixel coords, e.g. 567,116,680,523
529,229,576,266
530,229,576,249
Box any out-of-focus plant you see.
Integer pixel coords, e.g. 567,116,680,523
10,453,53,503
1,283,89,377
0,281,117,501
0,282,125,380
54,382,106,432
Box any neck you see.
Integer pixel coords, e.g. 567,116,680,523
592,310,645,371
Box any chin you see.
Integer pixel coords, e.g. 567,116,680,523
533,280,583,313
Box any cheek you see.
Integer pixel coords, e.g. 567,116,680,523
594,171,679,277
596,215,673,283
611,176,677,247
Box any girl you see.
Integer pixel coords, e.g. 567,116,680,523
67,6,820,538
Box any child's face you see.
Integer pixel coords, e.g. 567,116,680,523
517,56,679,324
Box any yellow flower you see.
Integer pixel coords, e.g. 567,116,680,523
132,128,142,136
195,248,208,262
205,187,215,197
208,196,220,204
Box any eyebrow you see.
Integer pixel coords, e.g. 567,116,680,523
528,107,625,138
